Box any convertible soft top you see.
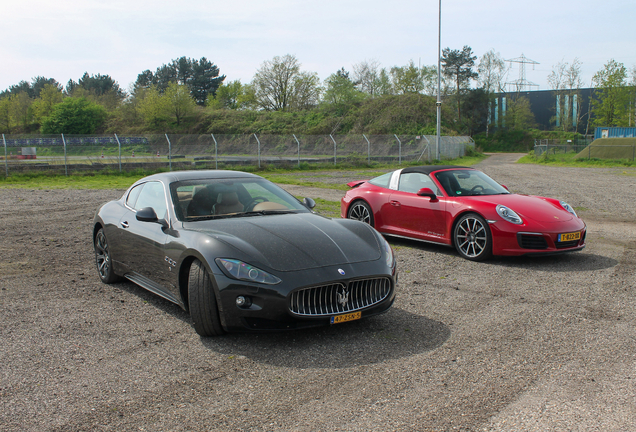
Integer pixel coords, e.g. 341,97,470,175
401,165,471,175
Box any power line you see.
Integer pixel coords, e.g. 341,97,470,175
505,53,540,92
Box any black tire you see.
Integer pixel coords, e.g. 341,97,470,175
188,259,225,337
453,213,492,261
94,228,121,284
347,200,374,227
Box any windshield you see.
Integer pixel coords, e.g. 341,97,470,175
170,177,310,221
434,169,509,197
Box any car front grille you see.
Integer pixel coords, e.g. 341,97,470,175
556,240,580,249
517,233,548,249
289,277,392,316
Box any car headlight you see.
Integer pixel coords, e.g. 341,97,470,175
382,237,395,268
215,258,281,285
560,201,578,217
496,205,523,224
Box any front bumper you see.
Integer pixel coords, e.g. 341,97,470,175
489,219,587,257
212,259,397,332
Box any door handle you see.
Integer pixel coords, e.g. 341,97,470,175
121,221,129,228
390,200,401,207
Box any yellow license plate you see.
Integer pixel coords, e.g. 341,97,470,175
559,232,581,242
330,311,362,324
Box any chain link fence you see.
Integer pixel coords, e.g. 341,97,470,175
1,133,474,177
534,137,636,161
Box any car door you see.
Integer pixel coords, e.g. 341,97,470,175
383,172,447,242
118,181,170,286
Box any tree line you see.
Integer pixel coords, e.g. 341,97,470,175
0,51,634,138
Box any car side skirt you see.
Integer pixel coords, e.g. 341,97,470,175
125,272,185,309
380,232,454,248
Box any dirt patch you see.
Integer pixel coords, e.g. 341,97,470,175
1,155,635,431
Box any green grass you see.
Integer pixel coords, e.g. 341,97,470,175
1,154,487,189
312,198,342,218
518,151,636,168
0,171,143,189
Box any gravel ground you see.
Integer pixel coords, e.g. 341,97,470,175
1,153,635,431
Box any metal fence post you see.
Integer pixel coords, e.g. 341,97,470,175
164,134,172,171
211,134,218,169
363,134,370,165
394,134,402,164
329,134,337,166
293,134,301,168
253,133,261,168
2,134,7,178
61,134,68,176
114,134,122,173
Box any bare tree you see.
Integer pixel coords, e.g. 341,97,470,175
478,49,507,94
548,58,584,131
352,59,382,96
478,49,508,134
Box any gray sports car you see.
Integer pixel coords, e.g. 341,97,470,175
93,170,397,336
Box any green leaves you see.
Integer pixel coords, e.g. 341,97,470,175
40,97,107,134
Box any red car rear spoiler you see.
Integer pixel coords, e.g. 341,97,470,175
347,180,368,188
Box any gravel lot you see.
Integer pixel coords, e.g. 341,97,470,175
1,153,635,431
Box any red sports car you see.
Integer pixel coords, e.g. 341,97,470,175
341,166,586,261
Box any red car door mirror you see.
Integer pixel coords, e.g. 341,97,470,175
417,187,438,202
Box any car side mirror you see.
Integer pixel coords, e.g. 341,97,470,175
303,197,316,209
501,184,509,191
136,207,168,228
417,187,439,202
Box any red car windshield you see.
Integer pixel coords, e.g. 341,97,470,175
435,170,509,197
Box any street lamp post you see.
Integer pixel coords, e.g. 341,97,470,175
436,0,442,161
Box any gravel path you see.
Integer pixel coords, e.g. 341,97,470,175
1,154,635,431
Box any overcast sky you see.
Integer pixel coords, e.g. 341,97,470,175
1,0,634,93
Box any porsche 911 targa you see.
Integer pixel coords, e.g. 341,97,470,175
342,166,586,261
93,170,397,336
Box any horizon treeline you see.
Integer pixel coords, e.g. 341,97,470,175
1,51,634,140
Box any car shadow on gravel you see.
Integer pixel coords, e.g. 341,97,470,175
388,237,618,272
200,308,450,369
486,252,618,272
113,280,451,368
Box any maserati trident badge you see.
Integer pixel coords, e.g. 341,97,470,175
338,268,345,275
337,288,349,307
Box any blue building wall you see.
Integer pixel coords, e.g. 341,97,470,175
493,88,595,134
594,127,636,139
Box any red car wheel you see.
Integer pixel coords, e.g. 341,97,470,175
453,213,492,261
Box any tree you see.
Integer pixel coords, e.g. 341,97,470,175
389,61,435,95
591,59,630,126
189,57,225,105
164,83,196,126
289,71,322,111
134,57,225,105
477,50,507,135
352,59,382,96
40,97,108,134
32,83,64,123
478,50,507,95
441,46,478,125
209,80,255,110
506,96,535,130
323,68,365,109
9,92,34,131
251,54,321,111
548,58,585,132
67,72,125,98
136,87,170,129
0,97,11,133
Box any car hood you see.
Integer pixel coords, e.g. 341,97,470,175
466,194,574,223
186,213,382,272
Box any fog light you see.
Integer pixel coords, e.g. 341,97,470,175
236,296,247,307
